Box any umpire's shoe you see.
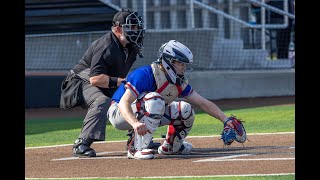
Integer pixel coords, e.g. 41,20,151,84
73,138,96,157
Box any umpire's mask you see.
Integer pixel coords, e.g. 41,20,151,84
112,9,145,48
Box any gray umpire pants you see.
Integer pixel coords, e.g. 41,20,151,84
79,81,112,141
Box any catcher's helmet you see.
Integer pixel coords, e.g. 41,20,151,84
113,9,145,48
157,40,193,85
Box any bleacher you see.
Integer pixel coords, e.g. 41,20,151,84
25,0,295,108
25,0,117,34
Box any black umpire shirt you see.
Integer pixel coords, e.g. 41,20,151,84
72,31,139,97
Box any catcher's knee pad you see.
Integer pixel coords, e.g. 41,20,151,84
168,101,195,129
131,92,165,151
133,92,165,123
136,91,165,134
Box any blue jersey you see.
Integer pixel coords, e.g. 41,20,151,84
112,65,193,103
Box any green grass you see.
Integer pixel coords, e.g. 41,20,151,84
25,104,294,148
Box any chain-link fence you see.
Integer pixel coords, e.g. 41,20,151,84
25,0,295,72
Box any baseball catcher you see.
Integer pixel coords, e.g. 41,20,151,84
108,40,248,160
221,115,247,146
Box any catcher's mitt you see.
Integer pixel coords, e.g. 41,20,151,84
221,115,247,146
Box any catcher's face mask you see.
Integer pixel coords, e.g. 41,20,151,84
158,40,193,86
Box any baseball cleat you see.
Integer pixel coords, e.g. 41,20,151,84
73,138,96,157
158,143,173,155
158,141,193,155
127,149,155,160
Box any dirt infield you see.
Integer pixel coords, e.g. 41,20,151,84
25,96,295,178
25,133,295,179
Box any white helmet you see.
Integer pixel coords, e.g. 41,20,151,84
157,40,193,85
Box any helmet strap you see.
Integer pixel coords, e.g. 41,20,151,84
176,75,185,86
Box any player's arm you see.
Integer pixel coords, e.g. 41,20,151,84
118,89,151,135
89,49,125,88
89,74,125,88
185,91,227,123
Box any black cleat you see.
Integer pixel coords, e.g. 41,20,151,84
148,140,161,150
73,138,96,157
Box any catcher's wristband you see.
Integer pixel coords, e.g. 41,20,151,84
108,77,118,88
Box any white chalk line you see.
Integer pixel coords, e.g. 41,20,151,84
52,149,295,162
26,132,295,149
25,173,295,179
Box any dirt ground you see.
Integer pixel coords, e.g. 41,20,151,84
25,133,295,179
25,96,295,179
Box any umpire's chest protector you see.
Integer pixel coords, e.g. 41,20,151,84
151,63,188,105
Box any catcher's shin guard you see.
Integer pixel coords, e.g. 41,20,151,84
158,125,193,155
158,139,193,155
127,129,156,159
127,91,165,159
158,101,195,155
127,116,161,159
126,129,160,150
133,115,160,151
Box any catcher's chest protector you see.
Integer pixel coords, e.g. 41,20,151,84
151,63,188,104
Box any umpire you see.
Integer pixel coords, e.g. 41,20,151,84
61,9,145,157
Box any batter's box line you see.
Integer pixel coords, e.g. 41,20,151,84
52,149,295,161
193,145,295,151
193,153,295,162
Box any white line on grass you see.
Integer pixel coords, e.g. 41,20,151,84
133,173,295,179
25,173,295,179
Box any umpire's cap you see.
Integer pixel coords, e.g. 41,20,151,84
113,8,141,26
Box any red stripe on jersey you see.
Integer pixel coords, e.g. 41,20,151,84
125,83,139,97
157,81,170,94
175,85,182,95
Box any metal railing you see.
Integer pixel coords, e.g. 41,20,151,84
190,0,294,50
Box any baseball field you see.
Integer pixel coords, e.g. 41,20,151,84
25,96,295,180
